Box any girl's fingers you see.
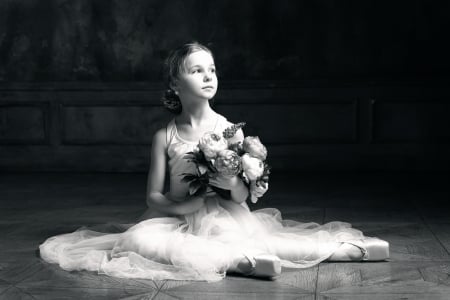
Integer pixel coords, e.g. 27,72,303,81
209,175,238,190
251,190,264,197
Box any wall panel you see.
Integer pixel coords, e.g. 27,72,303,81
0,103,49,144
216,100,358,144
61,105,169,145
373,99,450,143
0,82,449,172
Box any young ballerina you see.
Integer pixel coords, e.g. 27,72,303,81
39,42,389,282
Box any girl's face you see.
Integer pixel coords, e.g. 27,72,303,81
174,50,218,101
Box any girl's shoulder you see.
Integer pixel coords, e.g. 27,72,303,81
216,113,232,128
217,113,245,129
153,119,176,150
153,127,168,148
165,118,178,147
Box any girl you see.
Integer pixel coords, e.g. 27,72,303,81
39,42,389,282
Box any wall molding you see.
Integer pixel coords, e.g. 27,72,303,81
1,80,449,171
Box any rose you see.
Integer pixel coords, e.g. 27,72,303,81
214,150,241,176
243,136,267,160
241,153,264,181
198,132,228,161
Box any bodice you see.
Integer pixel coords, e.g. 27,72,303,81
166,114,229,201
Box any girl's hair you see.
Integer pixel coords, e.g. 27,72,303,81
162,42,213,114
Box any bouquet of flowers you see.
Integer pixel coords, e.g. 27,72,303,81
181,122,270,203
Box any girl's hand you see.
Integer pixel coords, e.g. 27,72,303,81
250,181,269,198
177,194,205,215
189,194,206,205
209,175,242,190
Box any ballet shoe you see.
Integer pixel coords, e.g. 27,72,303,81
240,253,282,279
345,237,390,261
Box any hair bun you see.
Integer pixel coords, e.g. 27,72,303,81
162,88,182,114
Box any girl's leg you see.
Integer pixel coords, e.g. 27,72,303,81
266,236,364,263
267,235,388,262
137,208,169,222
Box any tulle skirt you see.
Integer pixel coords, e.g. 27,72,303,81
39,196,364,282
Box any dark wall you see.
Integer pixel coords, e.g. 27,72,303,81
0,0,449,172
1,0,449,82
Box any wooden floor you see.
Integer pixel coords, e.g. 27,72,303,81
0,171,449,299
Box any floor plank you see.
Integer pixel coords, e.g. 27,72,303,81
159,272,315,299
18,285,156,300
319,294,450,300
427,223,450,254
0,286,35,300
0,172,449,299
337,221,450,261
0,259,43,285
16,261,156,291
276,266,318,292
121,291,171,300
324,207,421,223
0,238,43,263
0,284,11,296
317,261,450,297
160,289,314,300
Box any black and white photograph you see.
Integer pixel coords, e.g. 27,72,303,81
0,1,449,299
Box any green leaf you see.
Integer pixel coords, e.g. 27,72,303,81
210,186,231,200
189,181,203,195
180,173,199,183
198,164,208,175
194,185,207,197
207,162,217,173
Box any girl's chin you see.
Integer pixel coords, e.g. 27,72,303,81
201,92,217,99
186,91,217,100
202,90,216,96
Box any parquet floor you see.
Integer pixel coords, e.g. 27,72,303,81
0,172,449,299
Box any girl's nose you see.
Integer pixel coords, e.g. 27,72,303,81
204,71,213,82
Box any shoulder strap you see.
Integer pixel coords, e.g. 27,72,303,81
166,119,176,147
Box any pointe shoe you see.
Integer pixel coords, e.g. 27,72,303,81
345,237,390,261
240,253,282,279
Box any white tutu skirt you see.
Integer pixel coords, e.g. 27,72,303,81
40,196,364,282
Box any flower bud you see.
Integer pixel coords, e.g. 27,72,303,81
241,153,264,181
243,136,267,160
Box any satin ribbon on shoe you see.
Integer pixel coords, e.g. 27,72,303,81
345,237,390,261
242,253,282,278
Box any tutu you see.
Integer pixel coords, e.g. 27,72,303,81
39,115,379,282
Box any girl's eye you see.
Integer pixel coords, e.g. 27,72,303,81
210,68,216,73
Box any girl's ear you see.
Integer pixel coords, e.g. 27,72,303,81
169,80,179,95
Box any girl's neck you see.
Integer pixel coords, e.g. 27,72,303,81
177,101,216,128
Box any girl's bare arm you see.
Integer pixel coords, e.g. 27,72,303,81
146,128,204,215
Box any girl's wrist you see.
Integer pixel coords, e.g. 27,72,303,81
231,180,249,203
